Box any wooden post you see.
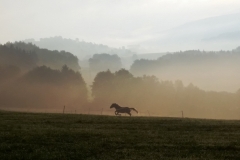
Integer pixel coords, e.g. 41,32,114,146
63,105,65,114
181,110,184,118
147,110,150,117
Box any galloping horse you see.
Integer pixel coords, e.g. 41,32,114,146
110,103,138,116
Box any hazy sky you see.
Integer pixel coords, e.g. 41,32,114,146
1,0,240,48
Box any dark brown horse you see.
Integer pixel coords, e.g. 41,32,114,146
110,103,138,116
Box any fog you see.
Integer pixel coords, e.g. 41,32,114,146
1,0,240,52
147,62,240,93
131,50,240,92
1,1,240,119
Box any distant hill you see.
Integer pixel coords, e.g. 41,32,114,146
134,52,167,60
24,36,136,59
130,48,240,92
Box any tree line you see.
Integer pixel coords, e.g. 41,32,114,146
0,64,239,119
0,65,88,109
1,43,240,119
91,69,240,119
131,49,240,75
1,42,80,71
0,42,84,110
130,49,240,92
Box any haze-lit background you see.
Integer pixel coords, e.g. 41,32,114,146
1,0,240,119
1,0,240,52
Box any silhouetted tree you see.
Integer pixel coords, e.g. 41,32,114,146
0,65,21,83
6,42,80,71
91,68,240,119
91,70,115,105
0,65,88,109
130,49,240,76
0,44,38,70
89,53,122,73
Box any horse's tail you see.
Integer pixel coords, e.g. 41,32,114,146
130,108,138,114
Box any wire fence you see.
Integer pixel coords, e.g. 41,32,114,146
0,106,185,118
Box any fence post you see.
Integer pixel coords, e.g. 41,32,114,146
181,110,184,118
147,110,150,117
63,105,65,114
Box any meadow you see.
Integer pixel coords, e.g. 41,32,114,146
0,110,240,160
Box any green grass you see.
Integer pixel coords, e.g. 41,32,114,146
0,111,240,160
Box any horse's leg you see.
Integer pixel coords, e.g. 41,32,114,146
115,111,120,116
127,112,131,116
115,111,121,116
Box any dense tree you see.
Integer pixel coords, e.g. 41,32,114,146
89,53,122,73
0,65,21,83
131,49,240,74
91,70,115,105
233,46,240,52
91,69,240,119
130,49,240,92
5,42,80,71
0,65,88,109
0,41,129,111
0,44,38,70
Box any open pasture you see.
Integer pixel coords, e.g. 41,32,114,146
0,111,240,160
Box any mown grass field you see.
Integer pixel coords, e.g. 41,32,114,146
0,110,240,160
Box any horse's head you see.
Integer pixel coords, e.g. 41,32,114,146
110,103,118,109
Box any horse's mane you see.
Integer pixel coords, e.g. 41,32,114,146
110,103,120,108
112,103,119,106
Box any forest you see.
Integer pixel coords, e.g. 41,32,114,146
131,48,240,75
2,42,80,71
0,42,240,119
131,49,240,92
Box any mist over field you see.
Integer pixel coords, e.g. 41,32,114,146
1,0,240,119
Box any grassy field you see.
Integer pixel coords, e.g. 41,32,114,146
0,111,240,160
